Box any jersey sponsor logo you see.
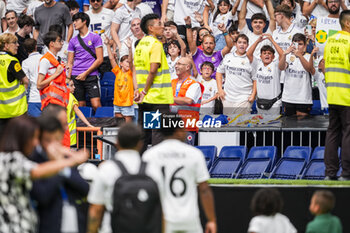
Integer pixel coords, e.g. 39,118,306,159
143,110,161,129
14,62,21,72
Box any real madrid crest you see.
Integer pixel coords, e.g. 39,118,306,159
241,61,245,65
267,67,271,72
88,41,92,46
290,55,295,62
212,57,216,62
288,35,292,40
209,87,212,91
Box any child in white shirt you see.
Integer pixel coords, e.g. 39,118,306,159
197,62,219,114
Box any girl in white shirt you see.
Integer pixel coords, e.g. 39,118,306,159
210,0,240,50
248,188,297,233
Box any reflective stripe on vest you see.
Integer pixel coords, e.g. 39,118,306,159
41,92,68,104
324,31,350,106
0,53,27,118
0,91,26,104
70,129,77,136
134,36,173,104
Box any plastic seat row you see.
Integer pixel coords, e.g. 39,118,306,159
77,106,114,118
196,145,336,180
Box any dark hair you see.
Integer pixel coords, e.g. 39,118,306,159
140,13,160,34
49,24,63,37
120,55,129,62
200,61,215,71
0,115,39,155
160,115,184,137
251,13,267,23
167,40,181,56
213,0,231,22
279,0,295,7
250,188,283,216
292,33,306,44
41,104,67,118
72,12,90,27
5,10,17,18
260,45,275,54
117,123,142,149
23,38,37,53
43,31,62,47
228,23,238,34
65,0,80,10
313,190,336,214
17,15,34,28
340,10,350,29
38,116,64,140
164,21,177,28
237,34,249,44
275,4,293,18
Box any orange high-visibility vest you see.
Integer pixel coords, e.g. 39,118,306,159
171,77,204,131
39,52,69,110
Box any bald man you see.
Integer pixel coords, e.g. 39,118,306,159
170,57,204,145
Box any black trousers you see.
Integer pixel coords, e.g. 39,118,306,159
324,104,350,178
138,103,170,154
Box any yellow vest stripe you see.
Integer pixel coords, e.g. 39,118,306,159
0,91,26,104
325,67,350,74
0,83,20,92
136,69,170,76
326,83,350,88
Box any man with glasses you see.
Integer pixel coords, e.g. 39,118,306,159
86,0,114,77
170,56,204,145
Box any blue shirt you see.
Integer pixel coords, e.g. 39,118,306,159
55,0,90,12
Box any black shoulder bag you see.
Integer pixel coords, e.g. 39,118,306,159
256,92,282,110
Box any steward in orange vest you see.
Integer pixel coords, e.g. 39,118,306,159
171,76,204,131
39,52,69,110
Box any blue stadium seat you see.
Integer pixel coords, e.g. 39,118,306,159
100,72,115,86
310,100,323,115
283,146,312,161
300,147,325,180
209,146,247,178
209,158,242,178
219,146,247,159
235,146,277,179
269,146,312,179
77,106,92,118
94,107,114,118
196,146,217,170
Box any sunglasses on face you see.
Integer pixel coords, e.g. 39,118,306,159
90,0,102,2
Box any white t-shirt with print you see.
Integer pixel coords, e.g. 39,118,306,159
0,1,6,33
86,8,114,57
197,75,218,113
112,4,141,43
6,0,29,14
210,12,235,37
143,139,210,231
166,56,181,80
22,52,43,103
252,57,281,99
217,52,254,102
174,0,206,27
303,0,328,18
240,24,272,59
282,53,313,104
248,213,297,233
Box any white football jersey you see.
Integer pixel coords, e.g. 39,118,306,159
143,139,210,231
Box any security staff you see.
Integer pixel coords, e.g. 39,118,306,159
134,13,174,153
324,10,350,181
0,33,29,133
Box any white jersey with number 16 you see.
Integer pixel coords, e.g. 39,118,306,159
143,139,210,231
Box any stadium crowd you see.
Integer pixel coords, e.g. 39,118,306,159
0,0,349,232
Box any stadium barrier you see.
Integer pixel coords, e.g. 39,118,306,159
76,127,103,159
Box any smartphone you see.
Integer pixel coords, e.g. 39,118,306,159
306,25,312,35
293,42,298,48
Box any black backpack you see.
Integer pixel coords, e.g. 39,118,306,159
111,159,162,233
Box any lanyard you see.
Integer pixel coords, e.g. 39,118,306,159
59,186,69,202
